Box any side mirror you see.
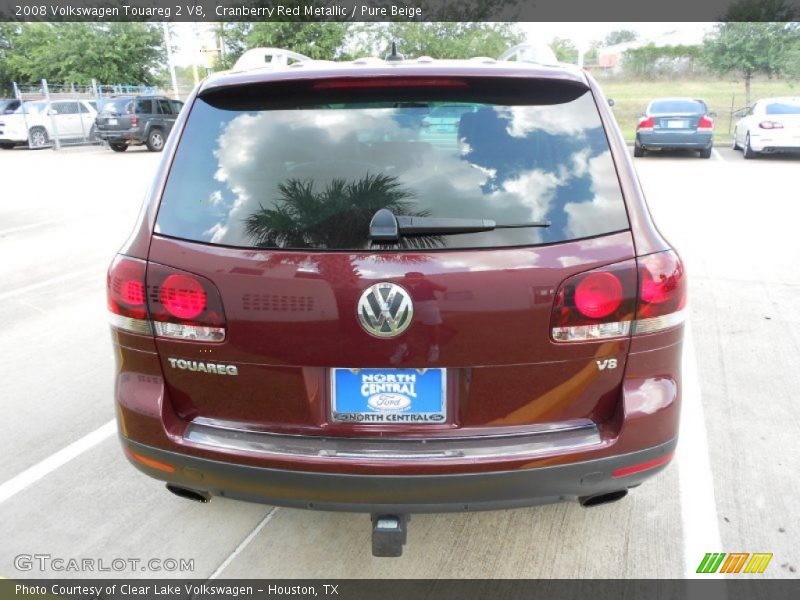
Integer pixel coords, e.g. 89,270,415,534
47,108,58,116
607,98,615,107
420,119,430,128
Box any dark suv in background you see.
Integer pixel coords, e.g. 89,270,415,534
95,95,183,152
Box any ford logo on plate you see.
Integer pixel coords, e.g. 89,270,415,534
367,393,411,412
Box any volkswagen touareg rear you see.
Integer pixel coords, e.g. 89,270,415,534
108,51,685,556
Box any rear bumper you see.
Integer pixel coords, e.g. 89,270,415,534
749,140,800,153
121,436,676,513
637,132,712,150
97,130,143,143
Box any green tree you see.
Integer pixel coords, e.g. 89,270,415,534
550,37,578,63
361,23,522,60
248,22,351,60
703,22,800,105
0,23,20,94
2,23,165,86
244,174,440,250
603,29,639,47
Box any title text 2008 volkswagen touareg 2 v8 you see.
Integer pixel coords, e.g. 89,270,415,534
108,51,685,556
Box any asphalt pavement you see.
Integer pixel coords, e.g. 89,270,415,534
0,144,797,579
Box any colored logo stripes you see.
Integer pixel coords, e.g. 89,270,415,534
697,552,773,574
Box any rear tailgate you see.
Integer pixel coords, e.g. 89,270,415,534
146,73,635,437
147,232,635,435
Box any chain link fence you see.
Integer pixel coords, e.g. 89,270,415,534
6,80,162,150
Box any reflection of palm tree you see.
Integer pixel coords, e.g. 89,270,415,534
243,173,443,249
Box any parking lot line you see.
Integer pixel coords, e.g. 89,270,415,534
677,320,723,578
0,264,105,303
208,507,279,579
0,218,68,237
712,149,725,162
0,420,115,505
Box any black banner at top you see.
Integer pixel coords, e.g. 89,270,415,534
1,0,799,22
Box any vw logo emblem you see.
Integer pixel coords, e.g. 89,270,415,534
357,282,414,338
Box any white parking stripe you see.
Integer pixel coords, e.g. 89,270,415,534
0,218,67,237
207,507,280,580
678,320,724,578
712,149,724,162
0,420,116,505
0,264,104,303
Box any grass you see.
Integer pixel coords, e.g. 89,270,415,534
600,77,800,142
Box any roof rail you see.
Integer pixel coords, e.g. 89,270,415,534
498,43,558,65
233,48,313,72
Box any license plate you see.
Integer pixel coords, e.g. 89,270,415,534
331,368,446,424
108,118,118,125
666,120,688,128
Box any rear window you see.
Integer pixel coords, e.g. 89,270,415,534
99,98,133,114
765,102,800,115
156,80,629,250
649,99,706,115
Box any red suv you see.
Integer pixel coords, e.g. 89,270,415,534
108,53,685,556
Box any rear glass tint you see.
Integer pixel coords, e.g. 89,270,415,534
649,99,706,114
156,81,629,250
765,102,800,115
99,98,133,114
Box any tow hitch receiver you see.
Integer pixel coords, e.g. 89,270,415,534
371,514,409,557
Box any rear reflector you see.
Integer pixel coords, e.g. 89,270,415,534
124,448,176,473
312,77,469,90
551,250,686,342
612,450,674,478
107,255,226,342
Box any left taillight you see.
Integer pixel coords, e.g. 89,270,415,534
147,262,226,342
107,255,152,335
107,255,226,342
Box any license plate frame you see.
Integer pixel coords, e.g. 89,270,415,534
330,368,447,425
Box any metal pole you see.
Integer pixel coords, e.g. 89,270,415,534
13,82,32,150
162,22,180,100
43,79,61,151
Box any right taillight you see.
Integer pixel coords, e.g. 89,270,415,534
107,255,226,342
551,260,638,342
551,250,686,342
633,250,686,335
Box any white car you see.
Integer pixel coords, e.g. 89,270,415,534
0,99,97,149
732,97,800,159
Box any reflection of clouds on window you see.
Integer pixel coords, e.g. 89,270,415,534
502,95,602,138
158,94,629,250
564,151,626,239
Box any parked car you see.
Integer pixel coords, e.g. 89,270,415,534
732,97,800,159
0,99,97,149
95,95,182,152
108,49,685,557
634,97,714,158
0,98,21,114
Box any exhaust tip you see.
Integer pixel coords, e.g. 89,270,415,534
579,489,628,507
166,484,211,503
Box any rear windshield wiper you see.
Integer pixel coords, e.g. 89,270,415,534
369,208,550,242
